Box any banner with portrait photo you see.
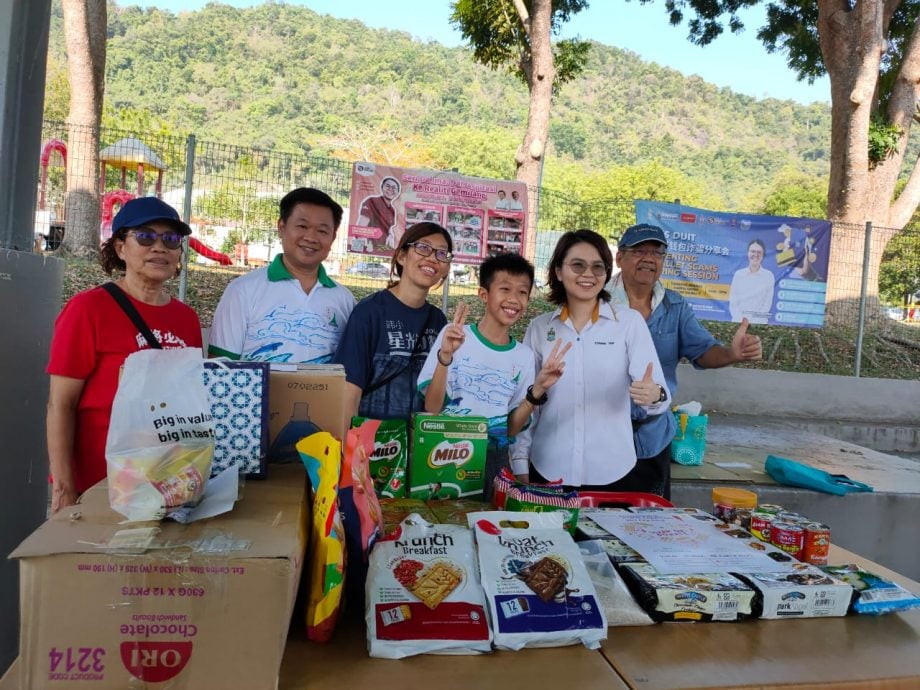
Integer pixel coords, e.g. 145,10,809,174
347,162,528,265
634,201,832,328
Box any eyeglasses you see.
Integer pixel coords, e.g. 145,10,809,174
126,229,183,250
407,241,453,263
623,247,666,259
564,259,608,277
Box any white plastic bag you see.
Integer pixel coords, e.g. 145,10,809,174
105,348,215,521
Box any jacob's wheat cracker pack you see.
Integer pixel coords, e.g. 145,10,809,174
410,414,488,499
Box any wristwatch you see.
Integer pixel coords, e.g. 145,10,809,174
525,385,548,406
655,384,667,403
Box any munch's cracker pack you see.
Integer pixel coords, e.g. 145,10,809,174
409,414,488,499
353,416,409,498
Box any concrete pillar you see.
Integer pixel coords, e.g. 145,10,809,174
0,0,54,675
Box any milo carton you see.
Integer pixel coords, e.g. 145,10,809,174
409,414,488,499
352,416,408,498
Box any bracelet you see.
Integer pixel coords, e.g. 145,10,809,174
437,350,453,367
525,385,548,406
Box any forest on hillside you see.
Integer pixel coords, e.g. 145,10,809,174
43,1,836,211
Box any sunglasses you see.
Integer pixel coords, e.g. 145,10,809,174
565,259,608,277
126,228,183,250
407,241,453,263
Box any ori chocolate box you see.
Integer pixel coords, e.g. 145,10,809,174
10,465,308,689
409,413,488,499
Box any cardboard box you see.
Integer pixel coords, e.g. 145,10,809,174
409,414,488,499
10,465,308,689
268,364,346,463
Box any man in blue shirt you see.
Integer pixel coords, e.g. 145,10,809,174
609,224,763,498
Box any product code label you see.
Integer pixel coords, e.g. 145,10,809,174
48,647,105,680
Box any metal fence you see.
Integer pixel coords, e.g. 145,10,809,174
36,121,920,379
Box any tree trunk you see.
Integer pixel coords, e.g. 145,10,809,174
61,0,107,258
515,0,555,263
817,0,912,321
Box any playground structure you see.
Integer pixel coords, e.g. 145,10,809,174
36,138,232,265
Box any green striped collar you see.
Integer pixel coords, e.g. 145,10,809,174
267,254,336,287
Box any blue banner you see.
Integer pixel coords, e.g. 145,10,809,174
634,201,832,328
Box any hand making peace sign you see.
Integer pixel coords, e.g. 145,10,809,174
531,339,572,398
439,301,469,361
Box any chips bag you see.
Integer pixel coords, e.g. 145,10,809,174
297,432,346,642
105,348,214,522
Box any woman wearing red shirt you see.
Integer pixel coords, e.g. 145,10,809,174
46,198,202,512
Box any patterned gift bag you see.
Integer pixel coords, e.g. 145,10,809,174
203,361,270,478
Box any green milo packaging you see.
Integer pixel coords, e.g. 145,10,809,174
409,414,488,499
352,416,408,498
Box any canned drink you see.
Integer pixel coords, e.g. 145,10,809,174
749,512,775,542
770,521,805,558
776,511,809,524
803,523,831,566
756,504,784,515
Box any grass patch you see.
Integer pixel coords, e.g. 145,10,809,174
60,256,920,380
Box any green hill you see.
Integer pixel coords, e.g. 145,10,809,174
45,1,833,210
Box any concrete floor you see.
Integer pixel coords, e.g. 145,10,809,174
671,413,920,580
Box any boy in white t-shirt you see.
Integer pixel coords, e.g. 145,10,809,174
418,253,570,498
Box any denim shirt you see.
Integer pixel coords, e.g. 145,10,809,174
631,288,719,458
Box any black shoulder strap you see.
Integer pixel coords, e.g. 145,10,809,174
101,282,162,349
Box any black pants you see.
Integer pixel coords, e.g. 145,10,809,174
531,445,671,500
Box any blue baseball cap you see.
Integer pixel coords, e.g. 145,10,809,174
618,223,667,248
112,197,192,236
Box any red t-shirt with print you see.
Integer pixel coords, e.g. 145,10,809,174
47,285,203,493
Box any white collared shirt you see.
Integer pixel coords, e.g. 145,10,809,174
510,301,670,485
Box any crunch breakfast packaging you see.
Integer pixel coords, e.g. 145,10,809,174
366,515,492,658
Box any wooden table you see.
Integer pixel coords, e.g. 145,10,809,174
279,618,628,690
600,546,920,690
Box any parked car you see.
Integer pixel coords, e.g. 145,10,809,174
346,261,390,279
885,306,904,321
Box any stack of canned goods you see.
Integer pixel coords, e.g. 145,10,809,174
749,505,830,565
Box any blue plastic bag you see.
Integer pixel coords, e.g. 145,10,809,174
764,455,873,496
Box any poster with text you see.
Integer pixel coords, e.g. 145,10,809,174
348,162,528,265
635,201,832,328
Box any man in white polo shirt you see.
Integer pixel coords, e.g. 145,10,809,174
208,187,355,363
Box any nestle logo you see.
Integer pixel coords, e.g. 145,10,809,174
679,213,696,223
121,641,192,683
429,440,473,467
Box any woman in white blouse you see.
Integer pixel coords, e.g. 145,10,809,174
510,230,670,490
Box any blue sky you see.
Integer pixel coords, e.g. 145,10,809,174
135,0,830,105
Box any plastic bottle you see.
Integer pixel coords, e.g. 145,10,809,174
269,402,321,464
711,487,757,525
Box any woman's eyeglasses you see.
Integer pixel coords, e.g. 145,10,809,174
564,259,608,277
407,241,453,263
126,228,183,250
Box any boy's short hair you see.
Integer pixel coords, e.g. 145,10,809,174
479,252,534,290
279,187,343,229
